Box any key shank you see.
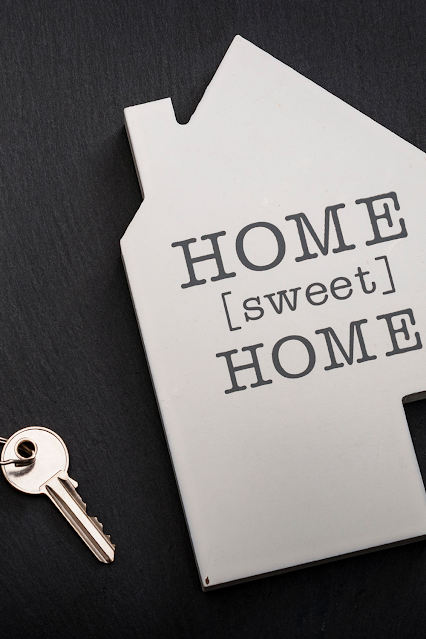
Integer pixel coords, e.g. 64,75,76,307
41,471,115,563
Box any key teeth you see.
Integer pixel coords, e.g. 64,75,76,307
88,515,115,549
89,514,105,532
67,479,113,542
48,474,116,559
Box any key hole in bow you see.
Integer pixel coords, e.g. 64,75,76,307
16,440,36,459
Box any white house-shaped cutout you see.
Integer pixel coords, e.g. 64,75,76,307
121,36,426,589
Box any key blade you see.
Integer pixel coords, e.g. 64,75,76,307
42,471,115,563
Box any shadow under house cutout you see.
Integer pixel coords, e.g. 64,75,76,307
121,36,426,590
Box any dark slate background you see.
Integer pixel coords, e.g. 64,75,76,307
1,1,426,637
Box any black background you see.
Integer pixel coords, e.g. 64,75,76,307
1,1,426,637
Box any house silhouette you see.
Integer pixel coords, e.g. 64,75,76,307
122,36,426,589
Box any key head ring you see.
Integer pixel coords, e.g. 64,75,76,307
1,427,69,494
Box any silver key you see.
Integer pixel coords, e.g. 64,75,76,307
1,426,115,563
